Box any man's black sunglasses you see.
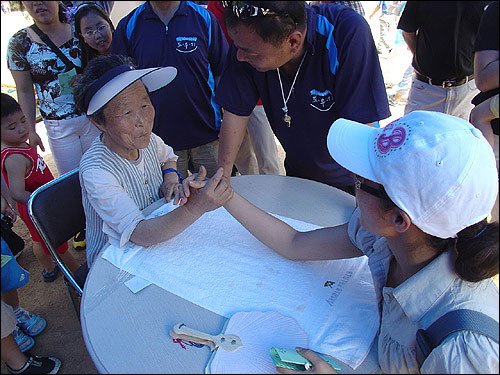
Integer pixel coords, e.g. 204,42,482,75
354,175,390,200
221,1,297,23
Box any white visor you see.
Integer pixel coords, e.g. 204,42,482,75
87,66,177,115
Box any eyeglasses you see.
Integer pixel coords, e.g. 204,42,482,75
354,175,390,200
82,24,109,39
221,1,295,22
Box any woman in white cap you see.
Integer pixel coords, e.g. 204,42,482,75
192,110,499,373
73,54,233,269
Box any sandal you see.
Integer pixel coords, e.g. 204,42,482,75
42,266,59,282
17,311,46,337
12,328,35,352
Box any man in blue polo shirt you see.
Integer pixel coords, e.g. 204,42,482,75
111,1,228,178
216,1,390,193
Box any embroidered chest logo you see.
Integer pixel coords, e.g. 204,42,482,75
175,37,198,53
36,155,47,173
309,89,334,111
374,118,411,157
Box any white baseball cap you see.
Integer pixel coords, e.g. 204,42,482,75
327,111,498,239
84,65,177,115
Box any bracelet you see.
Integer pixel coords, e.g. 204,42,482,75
162,168,183,183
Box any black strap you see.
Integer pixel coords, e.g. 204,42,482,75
30,24,78,72
416,309,499,367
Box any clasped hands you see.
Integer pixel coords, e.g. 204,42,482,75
160,166,233,215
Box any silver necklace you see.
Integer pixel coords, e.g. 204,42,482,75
276,51,307,128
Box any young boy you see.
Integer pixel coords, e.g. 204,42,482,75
1,93,81,282
2,183,46,354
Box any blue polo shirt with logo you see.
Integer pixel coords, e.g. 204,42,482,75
111,1,228,150
216,4,390,188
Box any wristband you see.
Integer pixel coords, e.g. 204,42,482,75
162,168,183,183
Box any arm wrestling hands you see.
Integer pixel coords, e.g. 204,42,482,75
129,166,233,247
181,166,234,215
160,165,233,208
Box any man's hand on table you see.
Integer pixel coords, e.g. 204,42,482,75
277,348,338,374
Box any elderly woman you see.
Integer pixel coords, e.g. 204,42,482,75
73,55,233,267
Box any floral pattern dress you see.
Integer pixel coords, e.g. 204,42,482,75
7,28,83,120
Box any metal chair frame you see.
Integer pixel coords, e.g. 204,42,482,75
27,168,85,316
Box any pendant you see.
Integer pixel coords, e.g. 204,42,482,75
283,114,291,127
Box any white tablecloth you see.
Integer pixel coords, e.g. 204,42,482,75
102,202,379,369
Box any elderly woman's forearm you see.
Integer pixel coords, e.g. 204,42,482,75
129,205,202,247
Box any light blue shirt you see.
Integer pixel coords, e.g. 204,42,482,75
348,208,499,373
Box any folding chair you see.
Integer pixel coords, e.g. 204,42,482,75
27,168,87,319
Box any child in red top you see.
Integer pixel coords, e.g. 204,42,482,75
1,93,81,281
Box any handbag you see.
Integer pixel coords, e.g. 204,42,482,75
30,24,80,73
30,24,81,95
1,236,30,292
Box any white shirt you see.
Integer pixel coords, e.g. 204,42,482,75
81,133,178,259
348,208,499,373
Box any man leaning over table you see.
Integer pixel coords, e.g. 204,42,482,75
215,1,390,195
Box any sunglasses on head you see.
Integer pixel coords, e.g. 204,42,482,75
221,1,296,23
354,175,390,200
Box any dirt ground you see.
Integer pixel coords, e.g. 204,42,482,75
1,2,498,374
1,154,97,374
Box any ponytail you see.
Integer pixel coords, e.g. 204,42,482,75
378,190,498,283
455,220,499,282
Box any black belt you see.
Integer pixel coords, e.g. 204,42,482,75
415,72,474,88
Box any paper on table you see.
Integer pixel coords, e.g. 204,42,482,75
101,203,379,369
124,276,152,294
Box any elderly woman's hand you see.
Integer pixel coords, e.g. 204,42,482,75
179,165,208,204
276,348,338,374
184,168,233,217
160,179,185,206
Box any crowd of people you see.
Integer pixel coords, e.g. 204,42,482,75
1,1,498,374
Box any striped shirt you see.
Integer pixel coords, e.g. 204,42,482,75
80,133,177,266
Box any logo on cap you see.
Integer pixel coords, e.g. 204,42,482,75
375,119,410,157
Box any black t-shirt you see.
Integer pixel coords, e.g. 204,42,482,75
472,1,499,135
474,1,499,52
398,1,488,81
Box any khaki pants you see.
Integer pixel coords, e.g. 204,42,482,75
235,106,284,175
492,134,499,223
175,139,219,179
404,77,479,121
